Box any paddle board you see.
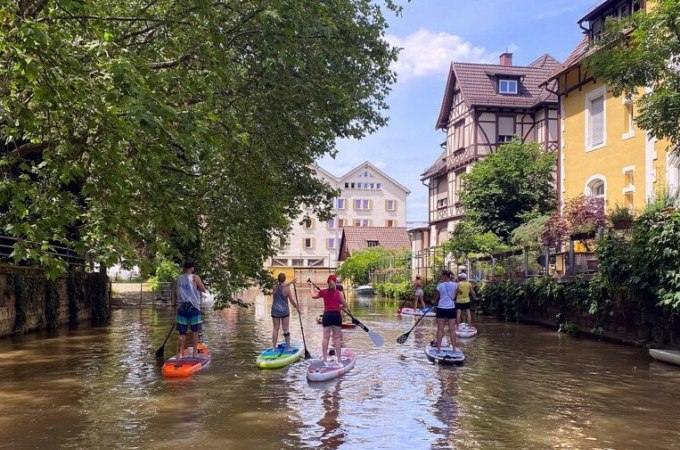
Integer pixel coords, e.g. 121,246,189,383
162,342,211,378
649,348,680,367
456,323,478,338
399,307,436,317
307,348,356,382
256,342,304,369
425,343,465,365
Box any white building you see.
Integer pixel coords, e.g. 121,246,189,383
270,161,410,270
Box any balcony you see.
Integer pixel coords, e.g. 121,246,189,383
429,202,464,224
445,146,475,170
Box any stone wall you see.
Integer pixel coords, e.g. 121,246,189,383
0,264,109,337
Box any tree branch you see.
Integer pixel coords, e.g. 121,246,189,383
149,53,194,69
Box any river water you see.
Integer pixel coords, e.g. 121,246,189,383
1,290,679,450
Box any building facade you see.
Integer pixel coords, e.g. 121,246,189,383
270,161,410,270
546,0,678,211
421,52,560,247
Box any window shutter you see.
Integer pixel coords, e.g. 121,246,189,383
498,116,514,137
590,96,605,146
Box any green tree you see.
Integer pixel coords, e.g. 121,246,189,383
443,218,507,258
587,0,680,154
460,141,557,240
510,215,550,248
0,1,398,304
337,247,405,286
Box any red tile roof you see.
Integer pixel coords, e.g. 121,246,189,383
436,54,561,129
542,37,593,84
338,226,410,260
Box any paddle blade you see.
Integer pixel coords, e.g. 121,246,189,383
368,330,384,347
155,345,165,359
396,332,410,344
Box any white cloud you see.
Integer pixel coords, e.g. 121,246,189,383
372,160,387,169
386,29,493,82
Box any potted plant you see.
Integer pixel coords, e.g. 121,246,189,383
609,204,635,230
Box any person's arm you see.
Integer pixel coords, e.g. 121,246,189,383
470,285,478,301
339,291,349,309
194,275,207,293
285,286,299,310
309,282,321,299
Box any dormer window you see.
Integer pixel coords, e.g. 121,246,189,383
499,79,518,94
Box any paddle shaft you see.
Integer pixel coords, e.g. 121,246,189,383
155,322,176,358
397,304,436,344
292,283,312,359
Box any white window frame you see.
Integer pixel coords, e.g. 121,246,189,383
622,166,635,194
584,174,607,201
498,79,518,94
327,218,335,230
622,96,635,140
585,86,607,151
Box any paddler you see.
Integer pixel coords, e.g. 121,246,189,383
310,274,349,364
270,273,300,350
432,270,461,354
175,262,207,361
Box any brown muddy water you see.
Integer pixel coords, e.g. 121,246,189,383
1,290,679,449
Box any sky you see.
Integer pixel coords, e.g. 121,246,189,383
318,0,599,226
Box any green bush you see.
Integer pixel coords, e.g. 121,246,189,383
149,260,181,292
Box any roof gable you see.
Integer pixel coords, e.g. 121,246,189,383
338,226,410,260
339,161,411,194
436,54,561,129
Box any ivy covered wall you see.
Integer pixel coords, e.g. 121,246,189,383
0,265,110,337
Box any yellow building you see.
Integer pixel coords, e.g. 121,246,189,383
546,0,680,212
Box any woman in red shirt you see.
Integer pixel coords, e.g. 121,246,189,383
310,274,349,363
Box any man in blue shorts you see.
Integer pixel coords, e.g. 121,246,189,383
176,262,206,360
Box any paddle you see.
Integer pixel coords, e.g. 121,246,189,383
397,304,436,344
307,279,384,347
292,282,312,359
155,322,175,359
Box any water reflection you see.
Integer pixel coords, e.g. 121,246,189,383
1,292,680,449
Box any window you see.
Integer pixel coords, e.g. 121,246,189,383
354,199,371,210
344,182,349,188
452,119,465,150
454,168,466,204
586,88,606,150
498,79,518,94
385,219,396,227
385,199,396,211
279,236,288,248
336,198,345,209
437,198,448,208
586,177,606,200
308,258,324,267
623,167,635,193
369,183,375,189
366,240,379,247
623,97,634,139
350,182,355,188
327,218,335,230
303,238,314,249
353,219,370,227
337,218,345,228
498,116,514,144
291,258,304,267
271,258,288,267
376,183,381,189
327,238,336,249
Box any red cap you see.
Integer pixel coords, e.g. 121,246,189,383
327,274,337,284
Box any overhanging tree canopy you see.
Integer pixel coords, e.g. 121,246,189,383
0,1,398,305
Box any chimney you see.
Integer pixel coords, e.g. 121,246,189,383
499,52,513,66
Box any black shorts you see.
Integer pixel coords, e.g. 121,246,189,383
456,302,471,310
322,311,342,327
436,307,456,319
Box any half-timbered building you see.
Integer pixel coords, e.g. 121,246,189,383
421,53,560,246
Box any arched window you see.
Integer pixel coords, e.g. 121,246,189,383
586,178,605,199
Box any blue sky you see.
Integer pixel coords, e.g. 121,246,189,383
318,0,598,225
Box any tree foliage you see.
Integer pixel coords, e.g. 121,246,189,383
337,247,406,286
587,0,680,154
460,141,557,240
0,1,398,304
510,215,550,248
443,218,507,257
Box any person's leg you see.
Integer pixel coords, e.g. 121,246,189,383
332,326,342,361
435,318,444,352
272,317,281,349
448,318,458,350
466,308,472,325
456,309,462,328
177,332,186,361
192,328,199,357
322,327,331,362
282,316,291,348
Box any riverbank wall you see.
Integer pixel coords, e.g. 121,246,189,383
0,264,110,337
478,277,680,348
